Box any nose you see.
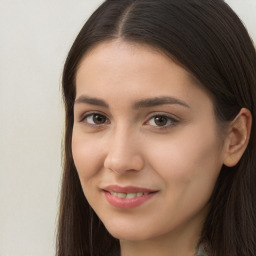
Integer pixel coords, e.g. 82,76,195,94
104,127,145,175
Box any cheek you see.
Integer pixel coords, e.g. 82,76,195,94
145,126,223,199
71,132,106,208
71,131,104,182
141,129,223,231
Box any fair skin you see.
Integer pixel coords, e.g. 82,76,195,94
72,40,251,256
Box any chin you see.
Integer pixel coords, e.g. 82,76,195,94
108,229,151,241
102,219,160,241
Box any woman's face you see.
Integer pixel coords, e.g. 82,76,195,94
72,40,227,241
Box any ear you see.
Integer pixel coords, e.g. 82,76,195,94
223,108,252,167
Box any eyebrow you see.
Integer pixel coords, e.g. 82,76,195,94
74,95,190,109
133,96,190,109
75,95,109,107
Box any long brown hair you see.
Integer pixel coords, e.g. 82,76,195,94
57,0,256,255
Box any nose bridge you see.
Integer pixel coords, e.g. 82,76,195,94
104,123,145,174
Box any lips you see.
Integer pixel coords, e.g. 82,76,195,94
103,185,157,193
102,185,158,209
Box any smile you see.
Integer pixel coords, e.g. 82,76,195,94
109,191,151,199
103,185,158,209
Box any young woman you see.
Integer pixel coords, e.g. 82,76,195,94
56,0,256,255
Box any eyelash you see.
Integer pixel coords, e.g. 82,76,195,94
146,114,179,129
80,112,179,130
80,111,110,128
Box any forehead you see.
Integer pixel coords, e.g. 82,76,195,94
77,39,197,83
75,40,212,109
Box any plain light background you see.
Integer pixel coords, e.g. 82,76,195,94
0,1,255,255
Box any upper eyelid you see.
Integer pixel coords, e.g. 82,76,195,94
146,115,178,125
79,111,110,121
146,112,180,121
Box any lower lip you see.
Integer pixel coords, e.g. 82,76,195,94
103,191,156,209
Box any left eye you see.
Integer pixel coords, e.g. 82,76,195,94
84,113,108,125
148,115,176,127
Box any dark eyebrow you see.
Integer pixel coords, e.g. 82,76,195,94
133,96,190,109
74,95,109,108
74,95,190,109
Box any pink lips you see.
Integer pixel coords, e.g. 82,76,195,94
103,185,157,209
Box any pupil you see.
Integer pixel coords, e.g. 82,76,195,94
155,116,167,126
93,114,106,124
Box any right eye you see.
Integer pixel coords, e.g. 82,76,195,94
82,113,109,126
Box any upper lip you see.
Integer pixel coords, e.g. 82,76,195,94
103,185,157,193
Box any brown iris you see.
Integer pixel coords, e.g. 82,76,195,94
154,116,168,126
93,114,106,124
